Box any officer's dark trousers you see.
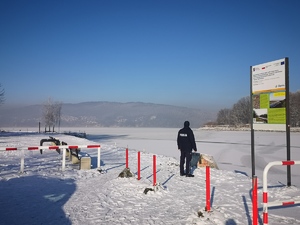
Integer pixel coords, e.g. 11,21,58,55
180,150,192,174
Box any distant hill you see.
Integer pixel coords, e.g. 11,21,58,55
0,101,216,128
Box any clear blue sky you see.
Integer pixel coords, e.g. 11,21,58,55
1,0,300,110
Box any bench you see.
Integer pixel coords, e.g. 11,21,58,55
40,138,91,170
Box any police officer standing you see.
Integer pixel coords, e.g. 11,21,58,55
177,121,197,177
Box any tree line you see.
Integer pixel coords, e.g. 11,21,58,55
215,91,300,127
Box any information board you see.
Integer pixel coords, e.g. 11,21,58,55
251,58,287,131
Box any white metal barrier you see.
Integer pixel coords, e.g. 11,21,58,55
0,145,101,172
262,160,300,225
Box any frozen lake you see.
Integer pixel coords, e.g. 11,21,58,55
55,127,300,188
5,126,300,187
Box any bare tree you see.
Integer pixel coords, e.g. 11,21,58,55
0,83,5,105
231,96,251,126
216,108,232,125
53,101,62,132
216,96,250,126
43,98,62,132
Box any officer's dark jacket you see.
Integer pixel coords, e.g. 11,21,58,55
177,123,197,152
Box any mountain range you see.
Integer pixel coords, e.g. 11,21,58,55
0,101,216,128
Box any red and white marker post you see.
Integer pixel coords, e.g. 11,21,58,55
153,155,156,186
205,166,211,212
137,151,141,180
252,175,258,225
126,148,129,169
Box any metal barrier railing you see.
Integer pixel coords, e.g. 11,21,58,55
0,145,101,172
262,160,300,225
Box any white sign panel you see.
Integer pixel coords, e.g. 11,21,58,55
252,58,286,94
251,58,287,131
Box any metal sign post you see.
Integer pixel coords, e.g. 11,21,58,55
250,58,290,186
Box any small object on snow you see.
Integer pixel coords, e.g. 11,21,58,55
97,168,107,174
143,183,166,194
167,162,179,167
118,168,134,178
197,210,204,217
143,187,154,194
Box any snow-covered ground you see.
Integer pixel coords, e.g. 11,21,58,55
0,127,300,225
